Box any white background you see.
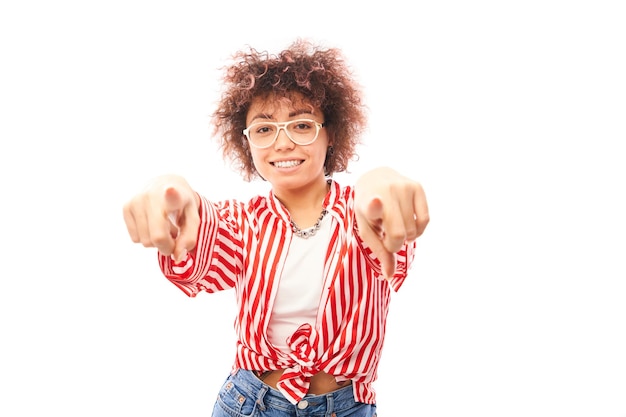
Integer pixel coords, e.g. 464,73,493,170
1,1,625,416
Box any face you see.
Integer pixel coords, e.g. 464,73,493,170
245,94,330,196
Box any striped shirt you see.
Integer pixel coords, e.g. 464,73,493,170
158,179,417,404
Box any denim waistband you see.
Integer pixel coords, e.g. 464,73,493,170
228,369,365,415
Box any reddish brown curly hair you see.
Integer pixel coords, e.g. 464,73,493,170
211,39,367,181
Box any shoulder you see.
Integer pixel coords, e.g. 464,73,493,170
326,179,355,209
229,194,282,221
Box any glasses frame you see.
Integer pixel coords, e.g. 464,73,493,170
242,119,326,149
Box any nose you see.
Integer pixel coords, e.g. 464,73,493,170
273,126,295,149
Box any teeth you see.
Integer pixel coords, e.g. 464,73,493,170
273,160,302,168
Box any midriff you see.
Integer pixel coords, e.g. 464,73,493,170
256,370,351,395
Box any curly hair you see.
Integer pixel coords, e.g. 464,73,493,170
211,39,367,181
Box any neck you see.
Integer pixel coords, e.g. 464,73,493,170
273,177,329,228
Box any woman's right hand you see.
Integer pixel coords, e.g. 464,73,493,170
122,175,201,262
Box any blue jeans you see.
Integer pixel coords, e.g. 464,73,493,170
211,369,377,417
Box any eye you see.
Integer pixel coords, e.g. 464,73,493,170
291,120,315,131
254,124,275,136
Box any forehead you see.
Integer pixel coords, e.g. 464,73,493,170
247,92,320,118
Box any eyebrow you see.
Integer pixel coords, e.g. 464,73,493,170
248,109,316,123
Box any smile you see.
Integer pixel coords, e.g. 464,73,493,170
272,160,303,168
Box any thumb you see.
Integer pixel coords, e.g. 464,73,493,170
164,186,186,218
164,186,185,239
164,187,193,262
164,186,199,262
364,197,384,228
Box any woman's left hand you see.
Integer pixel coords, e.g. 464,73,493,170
355,167,429,279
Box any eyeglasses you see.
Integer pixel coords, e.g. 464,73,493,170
242,119,325,149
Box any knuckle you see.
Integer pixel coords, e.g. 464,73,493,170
405,227,419,241
151,232,171,248
387,229,406,242
181,236,197,251
384,231,406,252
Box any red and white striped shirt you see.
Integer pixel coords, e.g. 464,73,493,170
158,179,417,404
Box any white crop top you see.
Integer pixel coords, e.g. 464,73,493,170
267,214,332,353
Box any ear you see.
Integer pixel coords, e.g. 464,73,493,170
324,144,335,176
326,129,334,146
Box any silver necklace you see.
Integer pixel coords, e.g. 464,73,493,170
290,209,328,239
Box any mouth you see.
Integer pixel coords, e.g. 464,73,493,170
271,160,304,168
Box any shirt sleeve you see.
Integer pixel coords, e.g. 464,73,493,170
388,239,417,291
157,195,243,297
357,233,418,292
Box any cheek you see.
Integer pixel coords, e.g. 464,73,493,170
316,139,331,159
249,149,266,170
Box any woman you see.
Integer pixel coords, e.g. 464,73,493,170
123,39,429,417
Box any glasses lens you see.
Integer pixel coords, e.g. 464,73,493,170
247,123,277,148
285,120,318,145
